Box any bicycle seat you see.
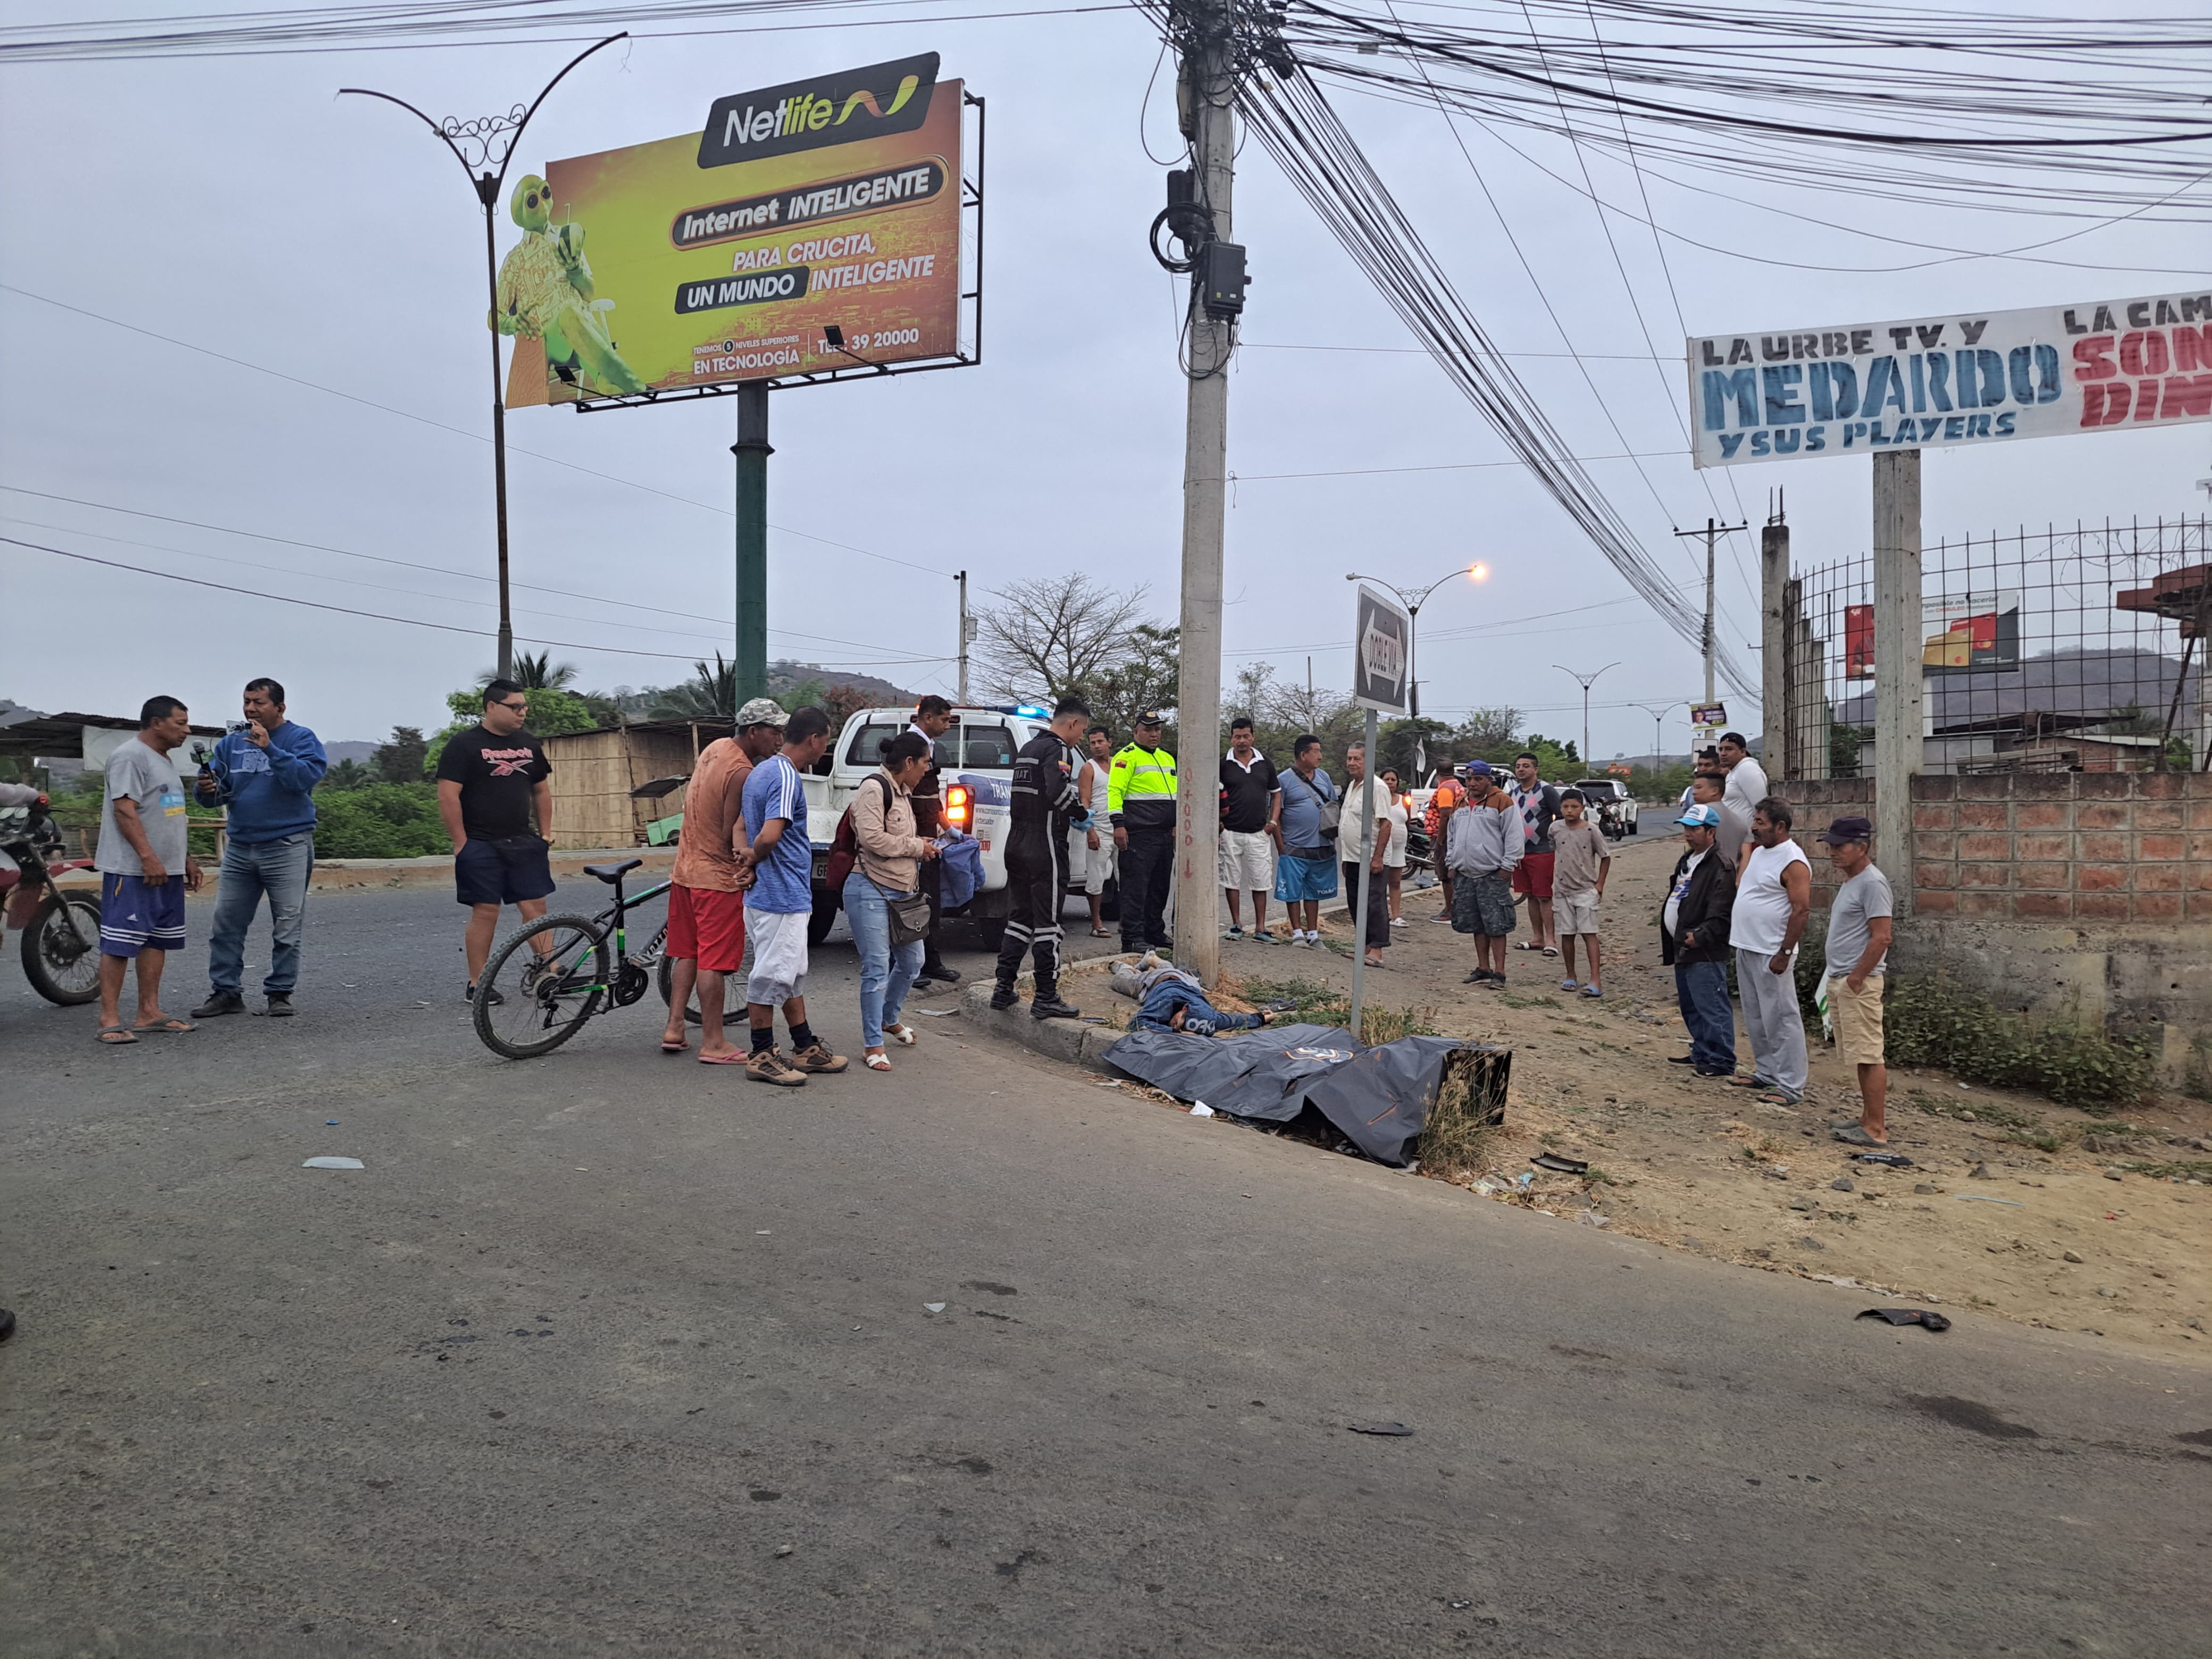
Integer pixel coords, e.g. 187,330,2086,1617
584,858,643,883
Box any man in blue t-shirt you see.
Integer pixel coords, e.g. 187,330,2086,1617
737,705,847,1086
192,676,327,1019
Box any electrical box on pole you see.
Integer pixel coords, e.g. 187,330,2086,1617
1199,241,1247,319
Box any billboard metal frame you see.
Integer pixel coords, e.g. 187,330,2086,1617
567,89,985,415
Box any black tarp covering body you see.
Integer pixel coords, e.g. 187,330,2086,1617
1102,1023,1504,1168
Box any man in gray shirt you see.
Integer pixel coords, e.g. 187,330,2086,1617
95,696,205,1042
1818,815,1895,1145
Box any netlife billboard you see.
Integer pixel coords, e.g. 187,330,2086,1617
495,54,966,406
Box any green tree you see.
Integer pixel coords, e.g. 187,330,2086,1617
650,655,736,720
371,725,428,784
311,782,448,859
487,651,579,691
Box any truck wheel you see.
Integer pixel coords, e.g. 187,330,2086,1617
807,890,841,945
971,917,1006,953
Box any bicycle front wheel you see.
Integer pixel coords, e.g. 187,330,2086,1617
473,915,613,1060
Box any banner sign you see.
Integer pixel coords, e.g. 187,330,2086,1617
1352,586,1412,715
1688,289,2211,468
1845,592,2024,680
499,54,962,406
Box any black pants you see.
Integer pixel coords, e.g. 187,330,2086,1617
1342,861,1390,951
1118,825,1174,949
995,839,1067,995
918,854,946,969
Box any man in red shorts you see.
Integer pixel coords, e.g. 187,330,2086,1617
1508,750,1563,958
660,698,786,1062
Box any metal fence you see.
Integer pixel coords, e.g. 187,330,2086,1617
1780,516,2212,778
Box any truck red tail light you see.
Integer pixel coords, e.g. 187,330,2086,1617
944,783,971,830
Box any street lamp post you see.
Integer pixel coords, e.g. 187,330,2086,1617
341,35,624,684
1552,661,1621,772
1631,701,1677,777
1344,563,1488,726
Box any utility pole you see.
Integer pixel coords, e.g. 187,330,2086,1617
1673,517,1747,708
1761,492,1789,772
957,570,972,703
1553,662,1620,772
1872,449,1923,916
1168,0,1242,984
731,381,772,706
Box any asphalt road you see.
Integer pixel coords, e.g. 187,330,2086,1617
4,883,2208,1656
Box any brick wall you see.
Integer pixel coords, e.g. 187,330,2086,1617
1783,772,2212,923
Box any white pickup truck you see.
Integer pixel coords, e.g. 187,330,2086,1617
801,705,1109,948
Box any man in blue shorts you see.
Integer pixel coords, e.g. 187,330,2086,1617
437,678,556,1003
1271,733,1339,946
95,696,205,1043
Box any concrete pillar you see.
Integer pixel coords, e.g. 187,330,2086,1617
1873,449,1923,914
1762,518,1789,780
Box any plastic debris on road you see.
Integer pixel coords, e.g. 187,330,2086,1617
1955,1194,2023,1206
1189,1102,1216,1118
1347,1421,1414,1436
302,1157,365,1170
1531,1153,1588,1175
924,1303,948,1314
1857,1307,1951,1331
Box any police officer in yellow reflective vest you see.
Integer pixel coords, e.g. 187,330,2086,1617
1109,713,1178,952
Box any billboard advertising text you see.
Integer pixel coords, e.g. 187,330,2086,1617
1687,290,2211,468
1844,593,2024,680
497,55,962,406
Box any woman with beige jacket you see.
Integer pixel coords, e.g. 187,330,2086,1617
844,731,940,1069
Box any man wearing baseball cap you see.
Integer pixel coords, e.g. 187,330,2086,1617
659,698,785,1061
1818,816,1894,1145
1659,803,1737,1076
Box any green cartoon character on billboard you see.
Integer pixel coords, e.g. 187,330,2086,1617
491,174,648,396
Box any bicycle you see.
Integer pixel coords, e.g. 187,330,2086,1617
468,858,665,1059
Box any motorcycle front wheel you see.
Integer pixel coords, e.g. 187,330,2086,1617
22,890,104,1004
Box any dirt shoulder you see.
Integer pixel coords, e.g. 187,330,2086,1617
1085,835,2211,1358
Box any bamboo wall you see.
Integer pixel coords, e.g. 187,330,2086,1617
543,726,710,850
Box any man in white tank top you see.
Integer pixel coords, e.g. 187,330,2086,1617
1069,725,1116,936
1731,795,1812,1102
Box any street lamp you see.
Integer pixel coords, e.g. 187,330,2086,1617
1631,701,1678,776
1551,661,1620,772
1343,563,1488,721
341,34,624,684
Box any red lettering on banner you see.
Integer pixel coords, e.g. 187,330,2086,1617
2161,375,2212,420
2072,336,2117,381
2080,383,2131,426
2176,326,2212,373
2117,331,2171,378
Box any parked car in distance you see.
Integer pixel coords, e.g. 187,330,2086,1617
1569,777,1640,840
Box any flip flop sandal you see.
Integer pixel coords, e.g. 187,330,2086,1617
1090,927,1112,937
1581,985,1603,999
96,1025,138,1045
1512,941,1541,951
132,1018,195,1035
1756,1091,1802,1107
887,1025,918,1046
1541,946,1559,958
1725,1075,1766,1089
1560,978,1579,991
864,1053,893,1071
1832,1125,1889,1146
697,1051,747,1065
661,1038,690,1054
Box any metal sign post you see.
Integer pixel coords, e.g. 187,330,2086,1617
1347,585,1412,1044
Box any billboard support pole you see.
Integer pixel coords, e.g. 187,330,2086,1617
1873,448,1922,918
957,570,971,703
1346,707,1379,1043
732,382,773,707
1170,10,1236,987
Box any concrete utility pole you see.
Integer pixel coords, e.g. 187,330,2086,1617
1872,448,1923,917
1761,497,1789,770
957,570,971,703
1170,3,1237,985
731,382,772,706
1674,517,1747,708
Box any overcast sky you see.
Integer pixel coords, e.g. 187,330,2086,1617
3,3,2205,759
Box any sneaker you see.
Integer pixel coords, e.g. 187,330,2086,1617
1431,911,1454,924
1462,969,1487,984
1293,934,1312,949
988,986,1018,1011
791,1042,849,1074
920,961,962,985
265,993,295,1018
1251,928,1276,944
467,981,505,1008
1031,995,1082,1020
191,990,245,1019
1225,925,1246,940
746,1048,808,1086
1665,1053,1697,1065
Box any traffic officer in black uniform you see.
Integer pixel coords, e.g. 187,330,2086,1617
990,696,1092,1019
906,696,959,984
1109,712,1179,953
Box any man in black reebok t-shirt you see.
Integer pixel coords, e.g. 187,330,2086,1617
436,678,555,1001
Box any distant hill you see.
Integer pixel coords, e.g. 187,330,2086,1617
326,740,379,765
766,660,917,708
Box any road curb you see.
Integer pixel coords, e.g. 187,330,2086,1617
957,979,1128,1074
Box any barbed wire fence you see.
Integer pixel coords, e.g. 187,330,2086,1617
1781,516,2212,780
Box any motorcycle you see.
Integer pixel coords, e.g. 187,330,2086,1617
1,806,103,1004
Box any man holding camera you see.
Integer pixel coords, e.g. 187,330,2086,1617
192,677,327,1019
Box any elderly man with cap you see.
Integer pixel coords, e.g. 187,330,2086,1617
1108,711,1178,952
1819,815,1895,1146
659,697,785,1061
1445,760,1519,986
1660,802,1737,1076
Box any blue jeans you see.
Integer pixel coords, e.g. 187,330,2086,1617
1674,958,1737,1074
209,832,314,995
1135,978,1267,1037
843,870,924,1049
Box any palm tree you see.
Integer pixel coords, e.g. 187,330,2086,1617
649,655,736,719
507,651,578,690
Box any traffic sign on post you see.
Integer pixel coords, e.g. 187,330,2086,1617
1347,584,1410,1047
